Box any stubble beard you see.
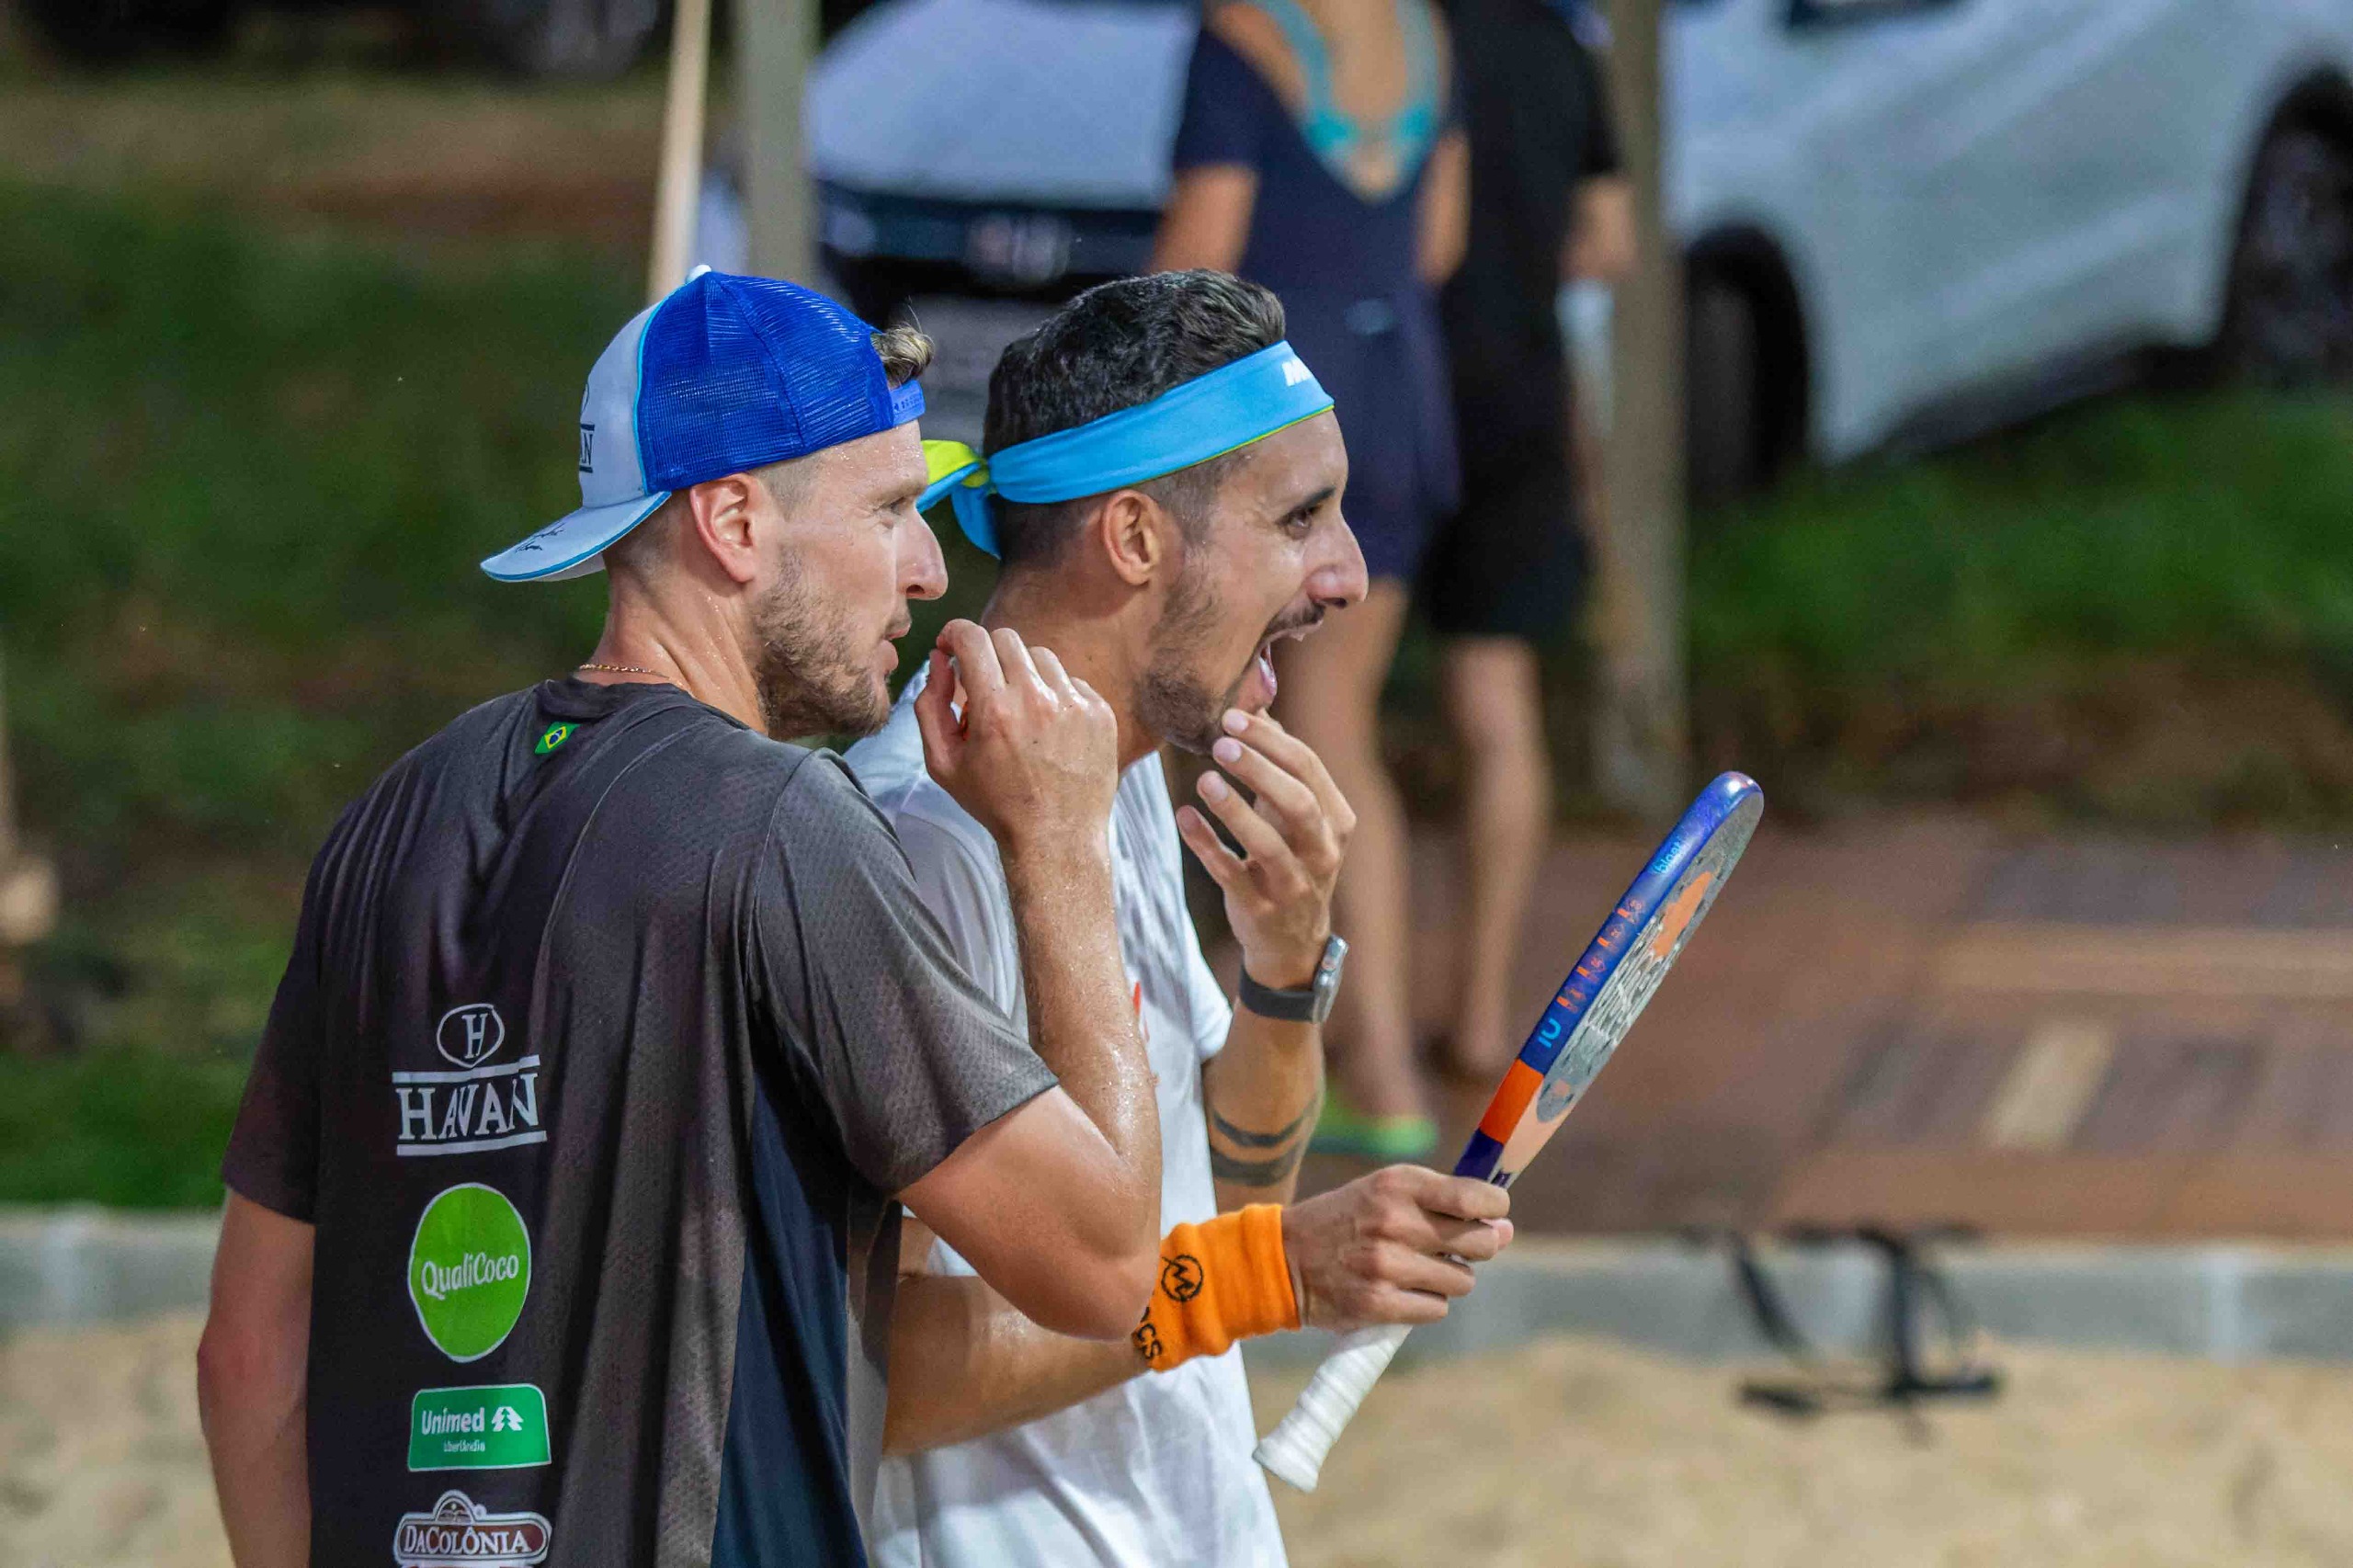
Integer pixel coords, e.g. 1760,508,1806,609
1136,561,1245,756
749,564,891,740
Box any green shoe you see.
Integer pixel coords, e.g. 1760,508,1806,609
1311,1097,1439,1162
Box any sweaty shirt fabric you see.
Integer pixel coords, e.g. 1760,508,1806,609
848,672,1289,1568
222,676,1055,1568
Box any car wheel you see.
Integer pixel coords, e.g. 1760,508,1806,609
21,0,233,61
455,0,665,80
2222,125,2353,384
1686,272,1761,509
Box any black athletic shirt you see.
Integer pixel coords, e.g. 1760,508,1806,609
222,677,1054,1568
1438,0,1622,398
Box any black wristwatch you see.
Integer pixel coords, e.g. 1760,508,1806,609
1238,934,1348,1024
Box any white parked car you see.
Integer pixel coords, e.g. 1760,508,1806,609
810,0,2353,490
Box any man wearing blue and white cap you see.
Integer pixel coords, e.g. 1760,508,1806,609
852,271,1513,1566
199,270,1164,1568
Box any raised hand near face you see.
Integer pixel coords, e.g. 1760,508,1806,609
915,619,1121,858
1174,707,1355,990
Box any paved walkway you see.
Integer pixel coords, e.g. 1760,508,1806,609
1287,816,2353,1239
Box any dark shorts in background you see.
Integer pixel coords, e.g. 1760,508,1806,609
1419,363,1584,644
1281,283,1460,584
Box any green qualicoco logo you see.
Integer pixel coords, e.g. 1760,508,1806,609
408,1184,531,1363
534,722,574,756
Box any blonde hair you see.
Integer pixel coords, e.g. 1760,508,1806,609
872,324,934,388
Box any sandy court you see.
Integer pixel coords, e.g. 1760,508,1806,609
1,1312,224,1568
14,1313,2353,1566
1254,1336,2353,1568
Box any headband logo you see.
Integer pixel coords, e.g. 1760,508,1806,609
1281,358,1312,388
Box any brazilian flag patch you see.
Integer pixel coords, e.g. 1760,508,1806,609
535,722,575,756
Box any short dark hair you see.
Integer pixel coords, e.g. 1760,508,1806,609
981,271,1286,568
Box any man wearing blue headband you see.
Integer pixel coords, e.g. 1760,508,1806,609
199,271,1165,1568
851,271,1513,1566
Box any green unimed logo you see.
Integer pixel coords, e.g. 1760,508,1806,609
409,1383,551,1471
408,1184,531,1363
534,723,574,756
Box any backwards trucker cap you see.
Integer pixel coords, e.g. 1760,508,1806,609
481,269,926,583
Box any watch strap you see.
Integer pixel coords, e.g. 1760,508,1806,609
1239,934,1347,1024
1238,965,1322,1022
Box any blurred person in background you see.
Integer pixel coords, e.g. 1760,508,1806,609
1153,0,1469,1159
1419,0,1632,1081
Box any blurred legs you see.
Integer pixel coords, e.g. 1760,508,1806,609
1275,580,1421,1120
1438,636,1551,1078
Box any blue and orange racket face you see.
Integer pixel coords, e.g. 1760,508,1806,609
1455,773,1763,1187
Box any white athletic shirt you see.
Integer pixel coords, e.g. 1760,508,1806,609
847,671,1290,1568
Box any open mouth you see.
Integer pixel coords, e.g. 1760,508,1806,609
1251,619,1321,704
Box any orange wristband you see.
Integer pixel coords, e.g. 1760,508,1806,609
1131,1204,1301,1372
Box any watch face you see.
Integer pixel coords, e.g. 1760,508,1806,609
1311,935,1347,1020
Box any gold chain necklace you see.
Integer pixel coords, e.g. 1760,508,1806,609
576,662,669,679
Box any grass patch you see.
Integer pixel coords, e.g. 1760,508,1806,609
1694,393,2353,680
1684,392,2353,823
0,1048,249,1207
0,178,633,862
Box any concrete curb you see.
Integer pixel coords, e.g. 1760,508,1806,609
0,1207,221,1331
14,1212,2353,1369
1251,1238,2353,1369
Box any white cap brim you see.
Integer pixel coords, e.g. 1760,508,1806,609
480,491,673,584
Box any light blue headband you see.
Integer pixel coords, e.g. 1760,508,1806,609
918,340,1336,557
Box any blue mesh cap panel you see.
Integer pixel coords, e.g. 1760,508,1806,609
724,275,899,455
636,273,895,492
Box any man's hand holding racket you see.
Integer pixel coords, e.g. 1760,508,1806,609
1281,1166,1514,1331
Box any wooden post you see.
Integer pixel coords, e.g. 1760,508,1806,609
0,644,57,953
733,0,819,283
0,645,15,877
649,0,715,302
1589,0,1688,821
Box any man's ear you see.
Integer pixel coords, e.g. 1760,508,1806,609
1096,489,1182,590
683,473,764,586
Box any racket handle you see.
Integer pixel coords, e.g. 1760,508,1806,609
1253,1324,1410,1492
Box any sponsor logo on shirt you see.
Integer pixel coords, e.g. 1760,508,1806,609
398,1006,542,1158
393,1490,551,1566
437,1005,507,1069
409,1384,551,1471
395,1061,542,1157
408,1184,532,1363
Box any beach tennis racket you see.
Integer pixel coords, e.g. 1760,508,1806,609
1254,772,1764,1492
